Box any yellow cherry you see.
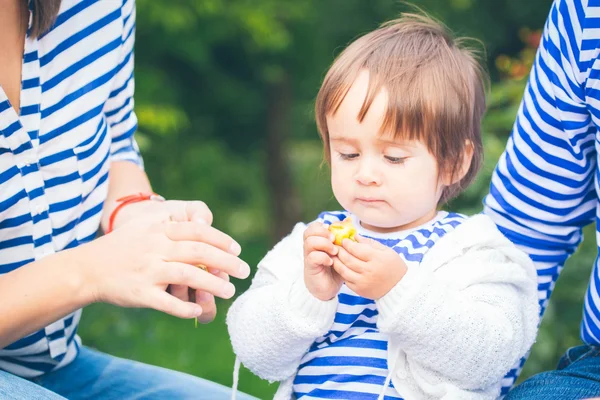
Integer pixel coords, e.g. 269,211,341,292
328,218,357,246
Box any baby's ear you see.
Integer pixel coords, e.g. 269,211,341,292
441,140,474,186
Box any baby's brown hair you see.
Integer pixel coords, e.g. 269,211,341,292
315,13,488,203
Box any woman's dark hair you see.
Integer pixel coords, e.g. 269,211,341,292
30,0,62,38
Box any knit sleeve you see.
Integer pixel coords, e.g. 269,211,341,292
376,218,539,393
226,222,338,381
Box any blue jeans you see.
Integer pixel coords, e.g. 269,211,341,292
0,347,256,399
506,344,600,399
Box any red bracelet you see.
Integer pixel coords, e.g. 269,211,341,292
106,192,165,234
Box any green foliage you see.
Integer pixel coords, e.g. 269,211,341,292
78,1,592,398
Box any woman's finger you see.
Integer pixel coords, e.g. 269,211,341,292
164,221,241,256
183,200,214,225
147,290,203,319
191,268,225,323
167,284,190,302
161,262,236,299
196,265,224,323
194,291,217,324
208,268,230,282
163,200,214,226
168,240,249,279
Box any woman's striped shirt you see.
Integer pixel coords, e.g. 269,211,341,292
483,0,600,394
0,0,142,377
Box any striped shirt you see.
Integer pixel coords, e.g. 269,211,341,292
483,0,600,394
292,211,465,400
0,0,142,377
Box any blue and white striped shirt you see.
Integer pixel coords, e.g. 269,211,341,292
292,211,465,400
0,0,142,377
483,0,600,393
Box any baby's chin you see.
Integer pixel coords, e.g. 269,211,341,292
350,211,408,234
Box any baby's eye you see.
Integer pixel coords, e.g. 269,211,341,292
385,156,406,164
339,153,359,160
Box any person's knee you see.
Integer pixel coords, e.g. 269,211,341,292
506,370,600,400
504,371,557,400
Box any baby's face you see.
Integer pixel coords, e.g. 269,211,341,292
327,70,443,233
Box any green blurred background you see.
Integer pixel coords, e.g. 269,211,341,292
78,0,597,398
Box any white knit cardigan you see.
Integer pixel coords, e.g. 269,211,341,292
227,214,540,399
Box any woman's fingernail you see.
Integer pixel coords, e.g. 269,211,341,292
196,218,207,225
229,241,242,255
239,262,250,278
223,282,236,298
193,305,203,316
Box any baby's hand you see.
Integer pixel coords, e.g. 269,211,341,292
332,236,407,300
303,222,343,301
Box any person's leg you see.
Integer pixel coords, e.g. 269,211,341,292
34,346,257,400
506,344,600,400
0,368,66,400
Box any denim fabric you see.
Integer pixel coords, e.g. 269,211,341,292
506,344,600,400
0,346,256,399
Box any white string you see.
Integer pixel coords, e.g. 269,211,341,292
231,357,241,400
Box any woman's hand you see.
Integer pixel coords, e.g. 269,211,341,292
76,218,250,320
107,198,216,229
105,198,240,323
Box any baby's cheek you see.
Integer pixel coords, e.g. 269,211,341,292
331,174,351,201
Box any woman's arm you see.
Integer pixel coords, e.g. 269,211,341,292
0,210,246,350
0,249,90,348
483,0,595,320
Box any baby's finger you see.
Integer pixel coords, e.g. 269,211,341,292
305,235,338,256
354,235,388,251
306,251,333,267
337,247,366,273
303,222,332,241
342,237,377,261
331,256,360,284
